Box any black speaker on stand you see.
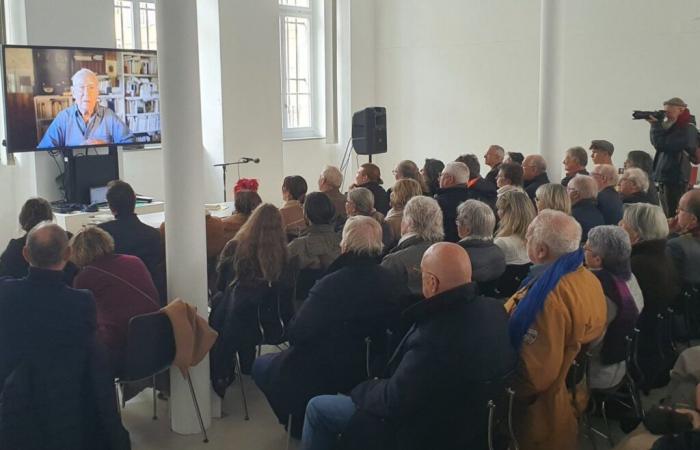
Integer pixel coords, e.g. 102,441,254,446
352,107,387,162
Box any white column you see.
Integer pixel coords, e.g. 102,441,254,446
537,0,564,182
155,0,211,434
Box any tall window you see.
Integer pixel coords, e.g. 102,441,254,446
114,0,157,50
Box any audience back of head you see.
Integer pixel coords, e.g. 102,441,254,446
234,190,263,216
527,209,582,261
320,165,343,190
24,222,70,270
402,196,444,241
70,227,115,268
390,178,423,210
621,203,669,242
233,203,288,283
625,150,654,175
457,199,496,239
422,159,445,194
442,161,470,186
106,180,136,217
455,154,480,179
586,225,632,277
303,192,335,226
535,183,571,214
19,198,54,233
341,215,383,257
498,162,524,187
395,160,428,192
283,176,308,202
570,174,598,200
421,242,472,298
347,187,374,215
496,190,536,239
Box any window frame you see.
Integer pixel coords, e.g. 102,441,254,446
114,0,157,51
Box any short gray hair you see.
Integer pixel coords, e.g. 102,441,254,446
587,225,632,278
402,196,444,241
527,154,547,172
347,187,374,215
456,200,496,239
592,164,619,186
622,203,668,241
321,165,343,188
72,68,98,85
620,168,649,193
570,174,598,200
25,221,69,269
443,161,470,184
567,146,588,167
341,215,383,256
529,209,581,257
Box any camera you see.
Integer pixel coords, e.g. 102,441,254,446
632,110,666,121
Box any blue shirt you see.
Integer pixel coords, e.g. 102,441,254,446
38,104,135,148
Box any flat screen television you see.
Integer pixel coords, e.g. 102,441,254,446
2,44,160,152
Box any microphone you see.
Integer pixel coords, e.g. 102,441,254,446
240,157,260,163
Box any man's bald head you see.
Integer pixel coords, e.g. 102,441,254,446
420,242,472,299
23,222,70,270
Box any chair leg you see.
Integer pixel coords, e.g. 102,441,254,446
185,370,209,443
114,382,122,417
235,354,250,420
152,374,157,420
286,414,293,450
601,399,615,447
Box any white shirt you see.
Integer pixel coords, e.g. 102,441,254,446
494,235,530,265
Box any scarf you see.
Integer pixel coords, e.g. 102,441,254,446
593,269,639,365
508,249,584,349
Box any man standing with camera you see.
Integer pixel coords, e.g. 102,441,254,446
647,97,698,217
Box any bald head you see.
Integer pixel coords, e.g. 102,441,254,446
420,242,472,299
23,222,70,270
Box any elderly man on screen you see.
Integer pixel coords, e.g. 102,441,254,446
38,68,134,148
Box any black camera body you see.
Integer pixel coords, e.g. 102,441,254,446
633,110,666,121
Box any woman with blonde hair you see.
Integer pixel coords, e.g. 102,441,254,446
71,226,159,375
494,190,536,265
535,183,572,215
385,178,424,243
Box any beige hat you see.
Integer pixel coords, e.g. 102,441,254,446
663,97,687,107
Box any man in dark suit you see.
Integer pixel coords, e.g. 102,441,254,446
483,144,505,187
435,161,475,242
456,154,497,211
561,146,589,187
98,180,165,301
568,174,605,243
523,154,550,200
591,164,624,225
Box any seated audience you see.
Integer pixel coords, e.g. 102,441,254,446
505,151,524,165
591,164,624,225
504,210,607,449
667,189,700,285
288,192,341,272
252,216,400,438
71,226,160,375
302,242,517,450
619,167,654,204
624,150,660,206
456,153,497,210
222,178,262,242
584,226,641,390
351,163,390,215
318,166,347,224
98,180,165,302
381,196,444,297
0,197,77,283
568,174,605,242
420,158,445,196
280,175,309,238
456,199,506,285
0,222,129,448
522,154,550,201
561,146,589,186
535,183,572,214
346,187,395,249
385,179,423,241
590,139,615,165
494,190,535,265
434,161,473,242
390,160,428,195
496,162,525,198
483,144,505,187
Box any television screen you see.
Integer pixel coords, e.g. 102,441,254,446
2,45,160,152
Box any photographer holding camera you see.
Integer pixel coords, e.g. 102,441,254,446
645,97,698,217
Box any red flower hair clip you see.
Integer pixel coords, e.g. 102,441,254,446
234,178,259,193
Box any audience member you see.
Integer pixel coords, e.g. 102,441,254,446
382,196,444,297
568,174,605,242
494,190,536,265
561,146,589,186
584,226,641,390
534,183,572,214
456,199,506,284
456,154,497,210
590,139,615,165
667,189,700,285
505,151,524,165
619,168,654,204
390,160,428,195
435,161,472,242
591,164,624,225
281,175,309,238
318,166,347,223
385,179,423,241
496,162,525,198
252,216,400,438
288,192,341,272
483,144,505,187
71,226,160,375
98,180,165,301
302,242,517,450
346,187,395,249
222,183,262,242
522,154,550,201
504,210,606,449
352,163,390,215
420,158,445,196
625,150,660,205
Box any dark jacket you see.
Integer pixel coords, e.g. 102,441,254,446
484,164,501,187
666,233,700,285
597,186,624,225
571,198,605,242
622,190,655,205
435,185,475,242
343,284,517,450
0,235,78,284
457,238,506,284
358,181,390,215
468,177,498,211
381,235,435,297
651,113,698,185
253,253,401,436
561,169,589,187
524,172,550,200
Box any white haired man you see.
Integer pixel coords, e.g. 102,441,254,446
591,164,624,225
456,199,505,285
318,165,347,223
568,174,605,242
504,210,606,449
619,168,654,205
522,154,550,201
38,68,134,148
434,161,473,242
483,144,505,187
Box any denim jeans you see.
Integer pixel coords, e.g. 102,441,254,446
301,394,357,450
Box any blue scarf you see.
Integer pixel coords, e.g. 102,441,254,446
509,249,584,349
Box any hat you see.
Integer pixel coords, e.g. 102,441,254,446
663,97,687,107
590,139,614,155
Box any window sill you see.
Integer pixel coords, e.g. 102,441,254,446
282,135,327,142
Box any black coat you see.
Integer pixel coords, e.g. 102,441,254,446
0,235,78,284
524,172,550,200
622,191,655,205
468,178,498,212
253,253,401,436
457,239,506,284
561,169,589,187
343,284,517,450
651,120,697,185
358,181,390,215
435,185,475,242
597,186,624,225
571,198,605,242
484,164,501,187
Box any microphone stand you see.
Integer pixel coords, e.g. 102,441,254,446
213,159,257,202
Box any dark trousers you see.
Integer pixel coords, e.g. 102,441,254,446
658,183,686,218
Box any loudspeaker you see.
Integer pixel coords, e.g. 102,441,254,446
352,107,387,155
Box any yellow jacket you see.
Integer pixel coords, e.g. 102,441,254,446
504,265,606,450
